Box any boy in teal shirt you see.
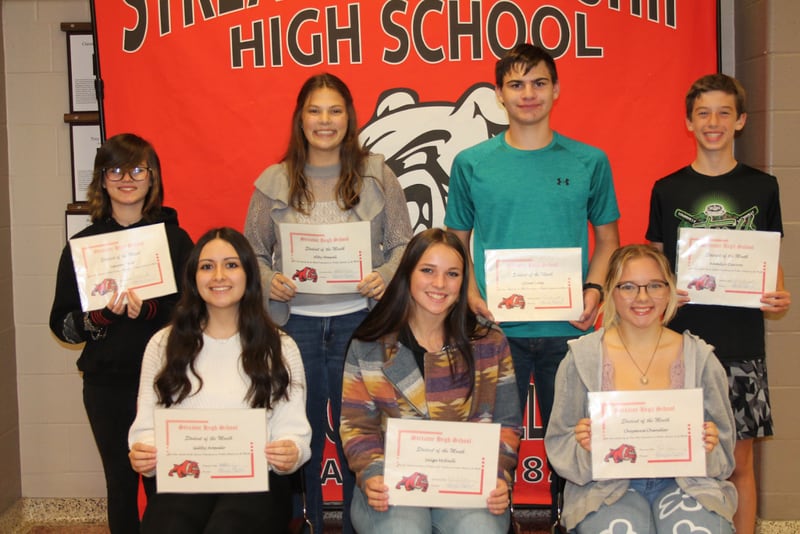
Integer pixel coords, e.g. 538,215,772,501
445,43,620,519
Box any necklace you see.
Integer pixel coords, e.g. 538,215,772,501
618,327,663,385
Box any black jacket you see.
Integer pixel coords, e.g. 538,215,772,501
49,207,193,383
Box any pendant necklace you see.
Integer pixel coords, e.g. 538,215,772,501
618,327,663,385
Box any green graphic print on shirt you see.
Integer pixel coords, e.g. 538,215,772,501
674,198,758,231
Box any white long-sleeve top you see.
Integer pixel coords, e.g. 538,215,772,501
129,327,312,475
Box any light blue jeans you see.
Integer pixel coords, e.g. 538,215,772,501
283,310,367,534
350,486,509,534
576,478,733,533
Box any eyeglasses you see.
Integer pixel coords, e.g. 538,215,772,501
614,281,670,300
103,167,151,181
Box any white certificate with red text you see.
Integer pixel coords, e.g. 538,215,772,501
69,223,177,311
384,418,499,508
484,248,583,322
154,409,268,493
279,222,371,294
676,227,780,308
588,389,706,480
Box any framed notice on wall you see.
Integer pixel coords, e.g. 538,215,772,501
70,124,101,202
70,123,101,202
67,31,98,112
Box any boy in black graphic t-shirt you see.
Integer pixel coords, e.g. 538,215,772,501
646,74,791,534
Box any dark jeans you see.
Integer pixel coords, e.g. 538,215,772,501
140,472,291,533
283,311,366,534
83,379,149,534
507,335,573,523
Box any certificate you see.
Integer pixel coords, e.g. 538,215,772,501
588,389,706,480
384,418,499,508
69,223,177,311
676,228,780,308
279,222,371,294
154,409,268,493
484,248,582,322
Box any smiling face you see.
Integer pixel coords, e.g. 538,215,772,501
408,243,464,323
496,62,559,128
196,238,246,314
686,90,746,154
612,257,670,329
301,87,348,162
103,162,151,212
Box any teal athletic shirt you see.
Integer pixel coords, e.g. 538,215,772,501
445,131,620,338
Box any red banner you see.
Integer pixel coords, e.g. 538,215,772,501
94,0,717,505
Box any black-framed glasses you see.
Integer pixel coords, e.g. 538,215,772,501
103,166,151,181
614,281,669,300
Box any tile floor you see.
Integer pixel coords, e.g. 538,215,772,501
3,499,799,533
16,516,552,534
0,502,551,533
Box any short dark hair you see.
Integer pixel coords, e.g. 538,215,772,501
685,74,746,119
495,43,558,87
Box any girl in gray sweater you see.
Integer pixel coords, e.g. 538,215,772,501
545,245,736,533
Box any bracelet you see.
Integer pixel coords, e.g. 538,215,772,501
83,312,108,341
582,282,604,302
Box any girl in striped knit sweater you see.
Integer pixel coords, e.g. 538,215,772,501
340,228,523,534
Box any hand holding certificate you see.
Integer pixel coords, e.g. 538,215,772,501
588,389,706,480
278,222,372,294
676,227,780,308
484,248,583,322
384,419,500,508
69,223,177,311
154,409,269,493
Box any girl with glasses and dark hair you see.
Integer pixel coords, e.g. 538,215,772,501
545,244,737,533
49,133,194,533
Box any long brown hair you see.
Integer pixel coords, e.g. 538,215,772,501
155,228,290,408
353,228,484,394
283,73,368,214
